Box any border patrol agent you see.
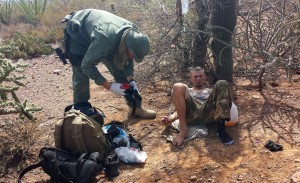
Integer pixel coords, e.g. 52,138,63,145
62,9,156,119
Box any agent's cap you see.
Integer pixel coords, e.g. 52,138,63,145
126,30,150,63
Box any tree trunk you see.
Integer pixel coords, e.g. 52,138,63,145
192,0,210,68
211,0,236,82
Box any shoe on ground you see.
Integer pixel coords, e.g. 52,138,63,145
217,129,235,146
128,107,156,119
264,140,283,152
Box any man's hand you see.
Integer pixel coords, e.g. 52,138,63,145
109,83,130,96
129,80,138,91
162,116,172,125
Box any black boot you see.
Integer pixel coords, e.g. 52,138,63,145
217,120,235,146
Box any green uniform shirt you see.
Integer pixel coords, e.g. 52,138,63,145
66,9,137,85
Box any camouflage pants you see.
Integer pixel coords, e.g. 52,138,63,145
185,80,232,125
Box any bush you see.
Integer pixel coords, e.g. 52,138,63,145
0,0,13,25
0,58,42,176
0,31,53,60
0,118,41,175
14,0,47,26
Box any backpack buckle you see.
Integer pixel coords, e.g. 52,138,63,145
106,154,119,165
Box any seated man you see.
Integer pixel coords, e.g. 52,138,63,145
162,67,234,146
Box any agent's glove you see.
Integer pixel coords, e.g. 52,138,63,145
109,83,129,96
129,80,138,91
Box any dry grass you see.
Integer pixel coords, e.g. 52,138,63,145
0,117,42,176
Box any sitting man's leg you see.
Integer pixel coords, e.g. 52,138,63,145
171,83,190,146
205,80,234,145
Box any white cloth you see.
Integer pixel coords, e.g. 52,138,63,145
171,119,208,142
109,83,126,95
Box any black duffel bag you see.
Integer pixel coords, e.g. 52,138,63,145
18,147,107,183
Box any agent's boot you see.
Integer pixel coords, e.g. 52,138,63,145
128,107,156,119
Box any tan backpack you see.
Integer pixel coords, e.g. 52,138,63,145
54,108,111,159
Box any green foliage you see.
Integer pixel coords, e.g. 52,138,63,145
0,0,13,25
0,58,41,119
0,31,53,60
13,0,47,25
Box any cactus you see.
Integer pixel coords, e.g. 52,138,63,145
211,0,237,82
14,0,47,26
0,59,41,119
0,31,53,60
0,0,13,25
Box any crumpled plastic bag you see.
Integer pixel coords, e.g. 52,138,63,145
114,147,147,163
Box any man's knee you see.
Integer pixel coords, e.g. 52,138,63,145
214,80,232,103
172,83,188,97
215,80,229,89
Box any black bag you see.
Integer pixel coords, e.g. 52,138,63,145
18,147,105,183
64,102,105,126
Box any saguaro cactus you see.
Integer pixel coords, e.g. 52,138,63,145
211,0,237,82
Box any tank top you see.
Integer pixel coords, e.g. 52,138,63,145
188,88,212,103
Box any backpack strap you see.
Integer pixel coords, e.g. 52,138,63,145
75,153,89,177
18,162,42,183
71,113,88,153
104,121,126,130
54,119,64,149
88,152,102,163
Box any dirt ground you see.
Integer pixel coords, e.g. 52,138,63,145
1,49,300,183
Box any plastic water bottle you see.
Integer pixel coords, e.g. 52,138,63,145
225,103,239,127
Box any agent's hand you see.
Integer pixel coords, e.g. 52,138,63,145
109,83,130,96
129,80,138,91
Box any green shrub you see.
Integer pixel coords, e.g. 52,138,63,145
0,31,53,60
0,0,13,25
13,0,47,26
